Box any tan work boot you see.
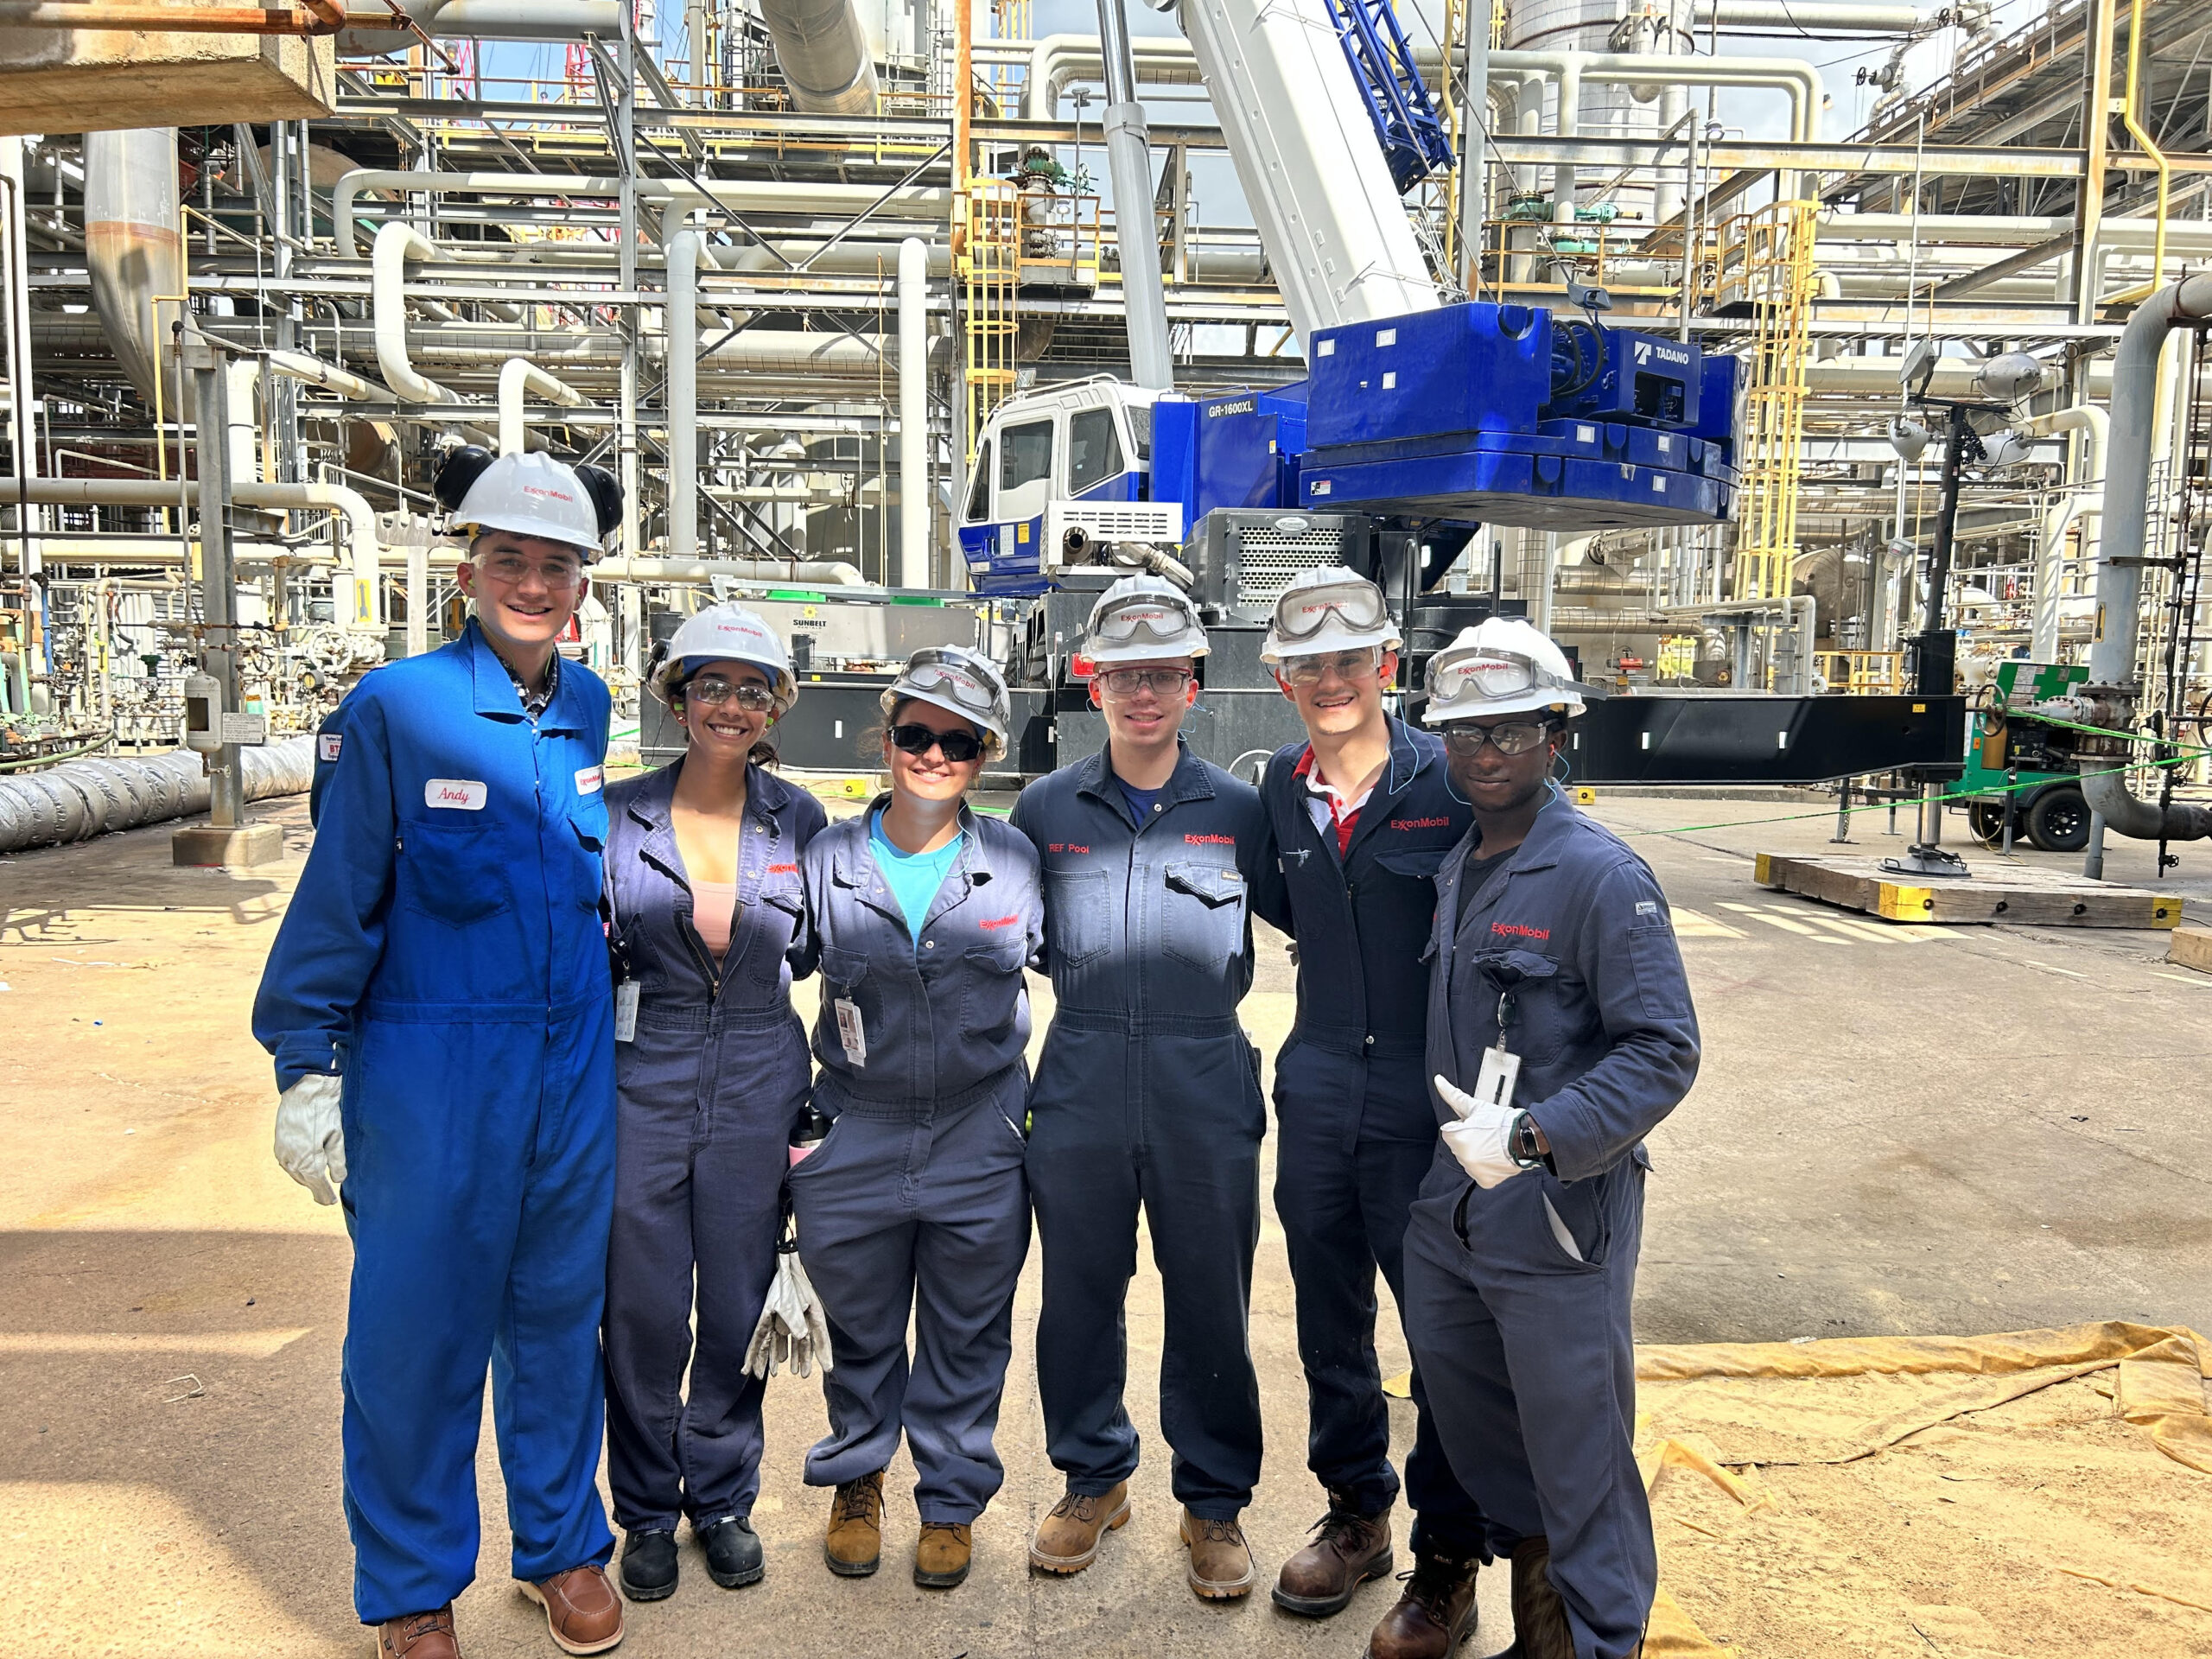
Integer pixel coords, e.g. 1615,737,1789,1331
1029,1482,1132,1573
914,1522,974,1589
823,1470,887,1578
1510,1536,1575,1659
1179,1507,1258,1600
1272,1489,1394,1617
376,1606,459,1659
518,1564,625,1656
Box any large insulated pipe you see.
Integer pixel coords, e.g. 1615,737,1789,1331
19,478,383,633
0,736,314,855
1100,0,1174,391
593,555,868,585
666,230,705,561
897,236,928,588
2078,272,2212,861
498,358,588,455
82,128,183,411
372,221,460,406
757,0,879,113
337,0,624,50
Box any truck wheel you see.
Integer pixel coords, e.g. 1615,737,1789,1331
2025,785,2091,854
1966,800,2005,843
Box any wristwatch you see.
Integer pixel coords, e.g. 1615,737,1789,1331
1510,1111,1547,1169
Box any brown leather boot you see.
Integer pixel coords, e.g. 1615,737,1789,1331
1271,1489,1395,1617
519,1565,625,1656
1179,1508,1258,1600
1510,1536,1576,1659
823,1470,887,1577
914,1522,974,1589
1366,1544,1481,1658
1029,1482,1131,1573
376,1606,460,1659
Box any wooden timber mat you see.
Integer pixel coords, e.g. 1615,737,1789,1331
1630,1322,2212,1656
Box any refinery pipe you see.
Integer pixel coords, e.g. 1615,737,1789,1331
2074,273,2212,866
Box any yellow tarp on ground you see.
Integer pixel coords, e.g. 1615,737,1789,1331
1631,1324,2212,1657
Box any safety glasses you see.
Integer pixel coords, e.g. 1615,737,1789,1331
1279,647,1383,689
1090,593,1201,646
683,676,778,712
1427,646,1580,705
902,648,1001,715
1096,666,1193,699
1441,719,1554,758
888,722,987,763
1271,578,1389,641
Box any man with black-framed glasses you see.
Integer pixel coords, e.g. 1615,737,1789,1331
1009,574,1273,1601
1404,618,1700,1659
1243,568,1487,1659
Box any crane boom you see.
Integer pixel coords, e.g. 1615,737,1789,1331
1177,0,1442,347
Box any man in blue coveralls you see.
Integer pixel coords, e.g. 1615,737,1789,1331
254,447,629,1659
1247,568,1489,1658
1013,575,1273,1601
1402,618,1700,1659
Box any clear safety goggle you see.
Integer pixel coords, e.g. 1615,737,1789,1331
1427,646,1597,705
1090,592,1201,646
1271,578,1389,641
899,647,1001,714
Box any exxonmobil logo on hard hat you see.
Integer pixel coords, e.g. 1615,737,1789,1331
521,484,577,504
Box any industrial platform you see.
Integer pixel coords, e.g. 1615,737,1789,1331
1754,852,2184,929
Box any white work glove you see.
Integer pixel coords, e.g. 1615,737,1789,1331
274,1072,348,1205
745,1247,836,1380
1435,1073,1529,1191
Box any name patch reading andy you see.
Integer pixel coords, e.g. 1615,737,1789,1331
425,779,489,810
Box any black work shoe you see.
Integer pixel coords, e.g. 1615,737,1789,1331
620,1528,678,1601
696,1513,766,1589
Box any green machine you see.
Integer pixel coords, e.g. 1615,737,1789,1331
1961,660,2093,851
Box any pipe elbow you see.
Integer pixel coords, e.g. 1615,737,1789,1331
2080,764,2212,843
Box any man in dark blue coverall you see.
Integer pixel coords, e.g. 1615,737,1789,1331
1403,618,1700,1659
1012,575,1273,1601
1247,568,1489,1659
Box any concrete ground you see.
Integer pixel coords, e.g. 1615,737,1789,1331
2,787,2208,1658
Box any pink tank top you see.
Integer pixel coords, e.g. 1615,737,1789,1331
693,880,739,958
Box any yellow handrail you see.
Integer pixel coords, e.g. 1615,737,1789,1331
2107,0,2170,307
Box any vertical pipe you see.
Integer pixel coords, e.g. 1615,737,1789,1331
190,345,243,830
668,230,702,560
1552,60,1580,230
1097,0,1174,391
617,12,640,542
406,542,429,658
1,140,38,588
898,235,929,589
954,0,971,191
2073,0,2114,325
1458,10,1489,294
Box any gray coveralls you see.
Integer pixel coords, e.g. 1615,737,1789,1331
786,800,1043,1524
601,759,826,1534
1010,743,1271,1518
1402,789,1699,1659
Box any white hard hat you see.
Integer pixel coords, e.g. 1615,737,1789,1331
1421,617,1598,724
1261,567,1403,664
880,645,1013,760
651,603,798,715
444,450,613,559
1083,574,1210,666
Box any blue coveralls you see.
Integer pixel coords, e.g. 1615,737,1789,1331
1011,743,1270,1519
786,801,1043,1524
251,620,616,1624
1402,789,1699,1659
1249,717,1486,1553
601,759,827,1533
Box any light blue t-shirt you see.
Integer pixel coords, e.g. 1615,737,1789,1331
869,809,967,949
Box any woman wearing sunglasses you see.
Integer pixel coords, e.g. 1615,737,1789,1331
601,604,828,1605
787,645,1043,1592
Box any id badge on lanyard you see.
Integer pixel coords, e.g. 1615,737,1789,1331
1470,989,1521,1113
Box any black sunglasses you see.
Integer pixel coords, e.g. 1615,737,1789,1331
888,722,986,763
